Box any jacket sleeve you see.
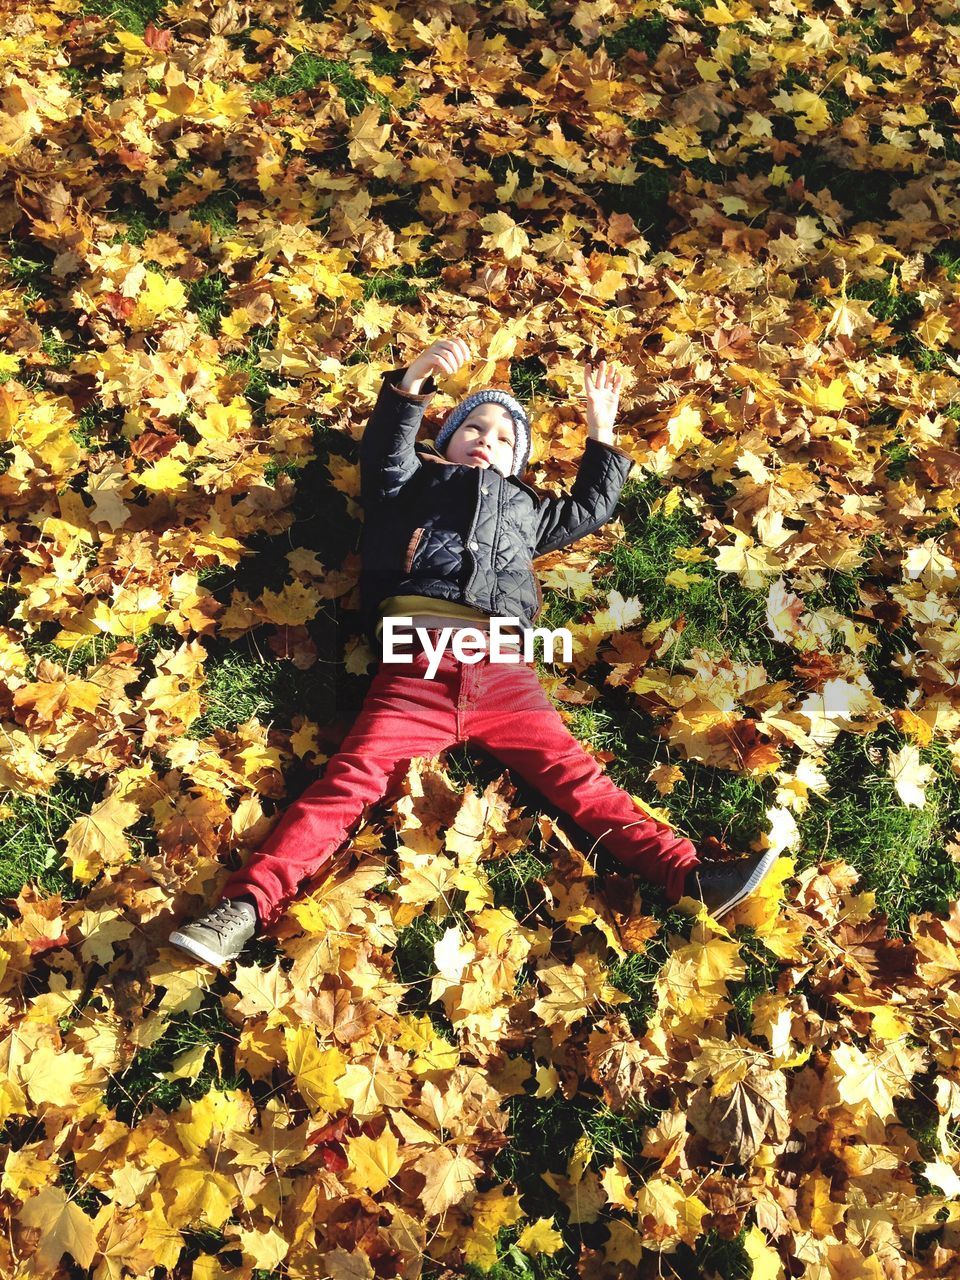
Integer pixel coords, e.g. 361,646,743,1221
359,366,439,504
534,436,635,556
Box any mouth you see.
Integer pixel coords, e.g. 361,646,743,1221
469,450,491,465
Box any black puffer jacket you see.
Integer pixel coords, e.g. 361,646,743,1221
358,366,635,647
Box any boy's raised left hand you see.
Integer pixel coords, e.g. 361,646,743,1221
583,360,623,443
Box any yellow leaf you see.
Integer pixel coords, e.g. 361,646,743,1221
137,451,191,494
344,1127,405,1195
168,1161,237,1229
414,1143,483,1216
516,1216,565,1257
189,396,252,442
887,743,933,808
236,1224,289,1271
742,1224,785,1280
568,1133,594,1184
339,633,375,676
533,1062,559,1098
665,402,706,454
129,269,188,328
17,1042,90,1108
161,1042,210,1083
600,1157,636,1211
724,856,794,935
462,1186,524,1269
326,455,360,500
259,580,321,626
430,925,477,1003
715,531,784,589
18,1185,98,1272
397,1012,460,1075
231,959,292,1027
796,1171,846,1237
923,1160,960,1199
903,538,957,590
633,1174,708,1248
664,567,705,590
480,210,530,260
63,793,141,882
832,1041,921,1121
284,1026,347,1116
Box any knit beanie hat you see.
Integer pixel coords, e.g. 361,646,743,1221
433,388,532,477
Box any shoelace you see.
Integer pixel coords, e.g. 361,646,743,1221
203,901,251,942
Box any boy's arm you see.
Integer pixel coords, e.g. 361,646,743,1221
534,436,634,556
359,366,439,503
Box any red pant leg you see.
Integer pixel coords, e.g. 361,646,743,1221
221,649,460,928
464,654,700,903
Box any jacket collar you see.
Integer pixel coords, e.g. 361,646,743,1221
417,441,540,501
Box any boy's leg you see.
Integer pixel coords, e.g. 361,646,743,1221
219,648,460,928
466,659,699,903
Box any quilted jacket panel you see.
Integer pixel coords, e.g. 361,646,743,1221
358,366,634,646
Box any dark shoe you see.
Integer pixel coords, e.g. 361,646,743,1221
682,850,780,919
169,897,259,966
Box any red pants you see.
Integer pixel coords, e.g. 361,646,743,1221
221,630,700,927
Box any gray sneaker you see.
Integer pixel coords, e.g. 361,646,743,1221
682,850,780,919
169,898,259,966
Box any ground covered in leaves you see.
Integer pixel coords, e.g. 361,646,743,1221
2,0,960,1277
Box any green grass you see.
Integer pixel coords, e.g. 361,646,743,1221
184,639,334,740
596,475,786,672
3,239,52,302
21,630,121,676
39,326,81,371
392,910,462,1041
931,239,960,282
486,847,553,924
187,273,229,335
798,734,960,934
843,274,949,370
104,999,248,1127
601,14,670,61
359,263,441,306
223,322,283,422
726,931,785,1031
106,209,157,247
80,0,165,35
0,778,102,903
511,354,550,409
250,52,394,120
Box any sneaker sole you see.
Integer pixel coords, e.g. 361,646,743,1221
709,848,781,919
168,929,241,967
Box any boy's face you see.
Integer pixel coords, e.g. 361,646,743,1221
442,404,516,476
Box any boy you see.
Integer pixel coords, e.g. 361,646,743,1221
170,339,780,966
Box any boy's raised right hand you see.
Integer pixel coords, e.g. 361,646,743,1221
402,338,471,391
